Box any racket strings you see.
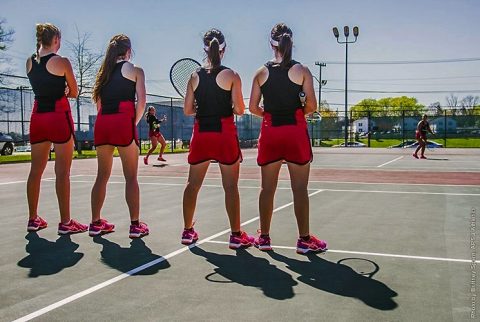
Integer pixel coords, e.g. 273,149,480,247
170,59,201,97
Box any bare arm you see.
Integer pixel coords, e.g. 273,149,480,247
248,68,264,117
184,73,197,116
134,67,146,125
231,71,245,115
63,58,78,98
416,121,422,132
302,66,317,115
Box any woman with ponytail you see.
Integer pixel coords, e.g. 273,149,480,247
26,23,88,234
249,23,327,253
143,105,167,164
181,28,254,249
89,34,149,238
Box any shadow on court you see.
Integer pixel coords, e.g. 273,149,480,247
190,246,297,300
268,252,398,310
93,236,170,274
17,233,84,278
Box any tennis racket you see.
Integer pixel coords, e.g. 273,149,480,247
169,58,201,98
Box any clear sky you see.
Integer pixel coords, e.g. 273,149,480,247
1,0,479,108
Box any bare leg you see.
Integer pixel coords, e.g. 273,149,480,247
53,138,74,224
219,160,241,232
146,136,158,159
118,142,140,221
91,145,114,222
158,134,167,157
27,141,51,220
182,161,210,229
287,162,311,237
258,161,282,235
420,138,427,156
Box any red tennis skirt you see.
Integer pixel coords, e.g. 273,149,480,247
149,130,162,138
94,101,139,147
257,109,313,166
29,96,74,145
188,116,242,165
415,131,426,140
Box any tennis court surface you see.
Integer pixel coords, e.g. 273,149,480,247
1,148,479,322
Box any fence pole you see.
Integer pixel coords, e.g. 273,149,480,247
19,86,25,143
402,110,405,145
367,111,371,147
170,98,174,152
444,109,447,148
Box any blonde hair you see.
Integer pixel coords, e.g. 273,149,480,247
145,106,156,120
35,23,61,64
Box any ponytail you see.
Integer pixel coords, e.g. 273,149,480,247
93,34,131,102
278,33,293,69
207,38,221,70
270,23,293,69
34,23,60,64
203,29,225,71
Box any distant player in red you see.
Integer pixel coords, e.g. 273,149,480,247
413,114,434,159
249,23,327,254
144,106,167,165
181,28,254,249
26,23,88,234
89,34,149,238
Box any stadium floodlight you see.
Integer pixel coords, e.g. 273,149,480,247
332,25,359,146
353,26,359,38
333,27,339,39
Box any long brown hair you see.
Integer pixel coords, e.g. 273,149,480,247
271,23,293,69
92,34,131,102
35,23,61,64
203,29,225,71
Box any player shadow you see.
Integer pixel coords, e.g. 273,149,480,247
190,246,297,300
93,236,170,275
17,232,84,277
152,164,168,168
268,251,398,310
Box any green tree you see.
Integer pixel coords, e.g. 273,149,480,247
350,98,382,119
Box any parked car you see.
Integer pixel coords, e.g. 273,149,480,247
15,145,32,152
405,140,444,149
388,140,416,148
333,141,366,147
0,132,14,155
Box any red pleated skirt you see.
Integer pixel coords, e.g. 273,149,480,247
257,109,313,166
94,101,139,147
29,96,74,144
188,116,242,165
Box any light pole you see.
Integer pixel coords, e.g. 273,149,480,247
333,25,359,146
313,62,327,146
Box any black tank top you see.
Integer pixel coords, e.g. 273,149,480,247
27,53,66,113
261,60,302,126
146,114,160,132
100,61,136,114
420,121,429,133
194,66,233,132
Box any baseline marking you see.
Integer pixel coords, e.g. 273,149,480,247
377,156,404,168
58,179,480,196
205,240,476,263
12,190,323,321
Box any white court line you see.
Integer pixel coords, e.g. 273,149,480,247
12,189,323,322
377,156,404,168
62,180,480,196
205,240,476,264
0,175,84,186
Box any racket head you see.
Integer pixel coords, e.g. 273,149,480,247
169,58,201,98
